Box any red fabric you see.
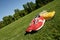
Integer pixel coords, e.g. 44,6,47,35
26,16,45,32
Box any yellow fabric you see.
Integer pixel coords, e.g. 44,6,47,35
40,11,55,20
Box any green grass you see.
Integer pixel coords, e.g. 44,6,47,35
0,0,60,40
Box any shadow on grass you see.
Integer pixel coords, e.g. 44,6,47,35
24,31,38,35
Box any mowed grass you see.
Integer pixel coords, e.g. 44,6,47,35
0,0,60,40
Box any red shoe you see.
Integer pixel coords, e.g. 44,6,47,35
26,16,45,32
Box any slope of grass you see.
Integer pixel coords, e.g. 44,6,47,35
0,0,60,40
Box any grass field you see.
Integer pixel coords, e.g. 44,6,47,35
0,0,60,40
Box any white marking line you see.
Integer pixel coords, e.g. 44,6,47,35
36,19,45,30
